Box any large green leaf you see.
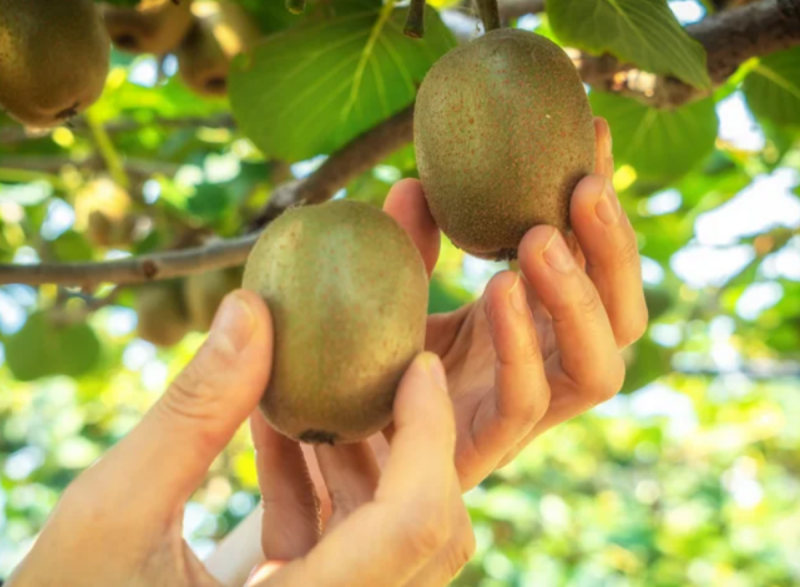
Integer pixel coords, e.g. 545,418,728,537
743,46,800,128
547,0,711,90
229,5,455,161
590,91,718,181
5,313,101,382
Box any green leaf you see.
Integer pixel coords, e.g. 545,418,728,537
590,91,718,181
51,231,94,263
742,47,800,128
547,0,711,90
5,313,101,382
230,5,455,161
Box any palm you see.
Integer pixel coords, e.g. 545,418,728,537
382,119,647,491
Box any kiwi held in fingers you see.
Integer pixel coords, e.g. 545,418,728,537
414,28,596,261
243,200,429,445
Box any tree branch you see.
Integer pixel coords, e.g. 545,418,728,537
0,106,417,288
251,104,414,228
579,0,800,108
0,114,236,145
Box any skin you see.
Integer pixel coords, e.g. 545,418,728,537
6,116,644,585
209,117,647,582
385,117,648,490
7,292,474,587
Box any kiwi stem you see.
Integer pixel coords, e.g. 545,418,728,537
475,0,501,31
286,0,306,14
403,0,426,38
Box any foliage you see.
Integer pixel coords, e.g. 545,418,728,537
2,0,800,584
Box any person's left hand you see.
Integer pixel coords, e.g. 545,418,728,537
381,118,648,490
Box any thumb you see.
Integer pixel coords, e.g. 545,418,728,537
87,289,273,509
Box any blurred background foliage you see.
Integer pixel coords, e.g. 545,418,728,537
1,0,800,585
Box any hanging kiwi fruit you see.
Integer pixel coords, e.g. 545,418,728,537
0,0,110,128
135,281,191,347
175,1,260,97
100,0,194,56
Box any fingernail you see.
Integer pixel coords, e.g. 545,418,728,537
542,229,574,274
595,178,621,226
508,274,528,314
210,291,255,353
421,352,447,391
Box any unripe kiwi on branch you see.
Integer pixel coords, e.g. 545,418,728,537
0,0,110,128
135,281,190,347
176,1,260,97
184,266,243,332
100,0,194,55
414,28,596,261
242,200,429,445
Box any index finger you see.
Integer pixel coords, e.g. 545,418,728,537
252,353,457,587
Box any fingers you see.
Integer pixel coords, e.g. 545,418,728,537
519,228,626,411
257,353,457,587
74,291,273,511
403,470,476,587
462,271,550,489
252,414,320,562
383,178,441,277
594,117,614,179
571,120,648,349
314,442,380,532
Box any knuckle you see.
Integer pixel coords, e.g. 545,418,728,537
590,357,626,405
617,238,641,270
397,509,451,559
162,359,223,424
576,286,602,318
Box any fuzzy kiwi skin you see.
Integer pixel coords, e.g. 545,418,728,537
242,200,429,445
176,2,259,97
0,0,110,128
414,28,596,261
100,0,194,55
136,281,190,347
184,267,243,332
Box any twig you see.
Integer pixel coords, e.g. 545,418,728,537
252,104,415,228
0,114,236,145
476,0,502,31
577,0,800,108
404,0,427,38
0,235,257,288
0,106,417,288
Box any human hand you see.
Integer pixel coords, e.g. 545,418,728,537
8,291,473,587
382,118,647,490
247,351,474,587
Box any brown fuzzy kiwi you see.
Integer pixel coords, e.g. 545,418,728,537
242,200,429,445
184,267,243,332
0,0,110,128
176,2,259,97
135,281,190,347
100,0,194,55
414,28,596,261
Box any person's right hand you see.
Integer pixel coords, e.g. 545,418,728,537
246,351,475,587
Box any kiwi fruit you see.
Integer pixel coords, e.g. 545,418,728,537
136,281,190,347
100,0,194,55
242,200,428,445
0,0,110,128
176,1,259,97
184,267,243,332
414,28,596,260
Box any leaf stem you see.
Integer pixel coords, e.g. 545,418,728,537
404,0,426,39
85,108,130,190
